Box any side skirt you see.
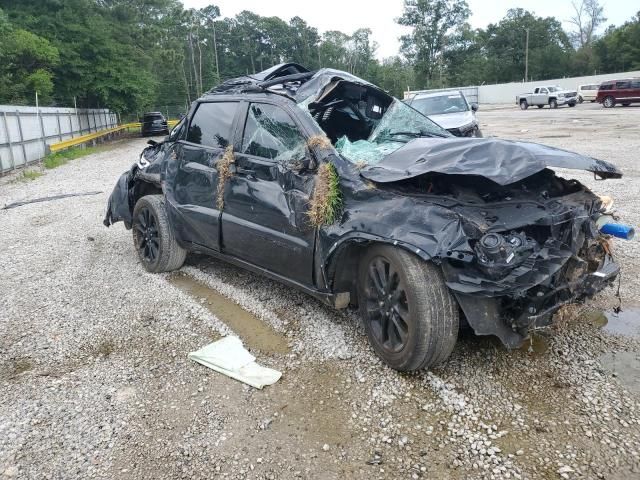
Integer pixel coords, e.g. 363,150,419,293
184,242,338,308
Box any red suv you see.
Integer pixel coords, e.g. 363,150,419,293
596,78,640,108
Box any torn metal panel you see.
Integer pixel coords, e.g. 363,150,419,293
360,136,622,185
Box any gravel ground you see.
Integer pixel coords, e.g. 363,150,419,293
1,104,640,480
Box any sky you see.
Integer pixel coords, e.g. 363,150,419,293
182,0,636,59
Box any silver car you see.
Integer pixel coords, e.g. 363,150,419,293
405,90,482,137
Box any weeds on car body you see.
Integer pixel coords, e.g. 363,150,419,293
308,162,342,226
216,146,235,210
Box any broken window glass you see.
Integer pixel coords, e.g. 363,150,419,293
334,100,450,165
241,103,306,164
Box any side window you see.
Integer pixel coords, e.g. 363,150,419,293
534,88,540,94
187,102,238,148
168,117,187,141
540,88,548,94
616,81,630,89
631,80,640,88
241,103,307,163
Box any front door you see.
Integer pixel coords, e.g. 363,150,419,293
165,101,240,251
220,102,316,285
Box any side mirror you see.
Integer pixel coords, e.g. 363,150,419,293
471,103,479,112
147,139,158,146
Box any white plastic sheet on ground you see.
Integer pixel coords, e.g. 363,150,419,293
188,336,281,389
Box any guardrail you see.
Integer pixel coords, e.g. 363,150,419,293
48,120,179,154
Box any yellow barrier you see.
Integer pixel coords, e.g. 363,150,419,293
48,119,180,153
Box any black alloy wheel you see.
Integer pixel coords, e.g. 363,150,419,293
363,256,410,353
135,206,159,264
357,245,459,371
132,195,186,273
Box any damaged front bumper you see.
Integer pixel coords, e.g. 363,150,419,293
444,251,619,348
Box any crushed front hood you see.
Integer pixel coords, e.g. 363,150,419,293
360,137,622,185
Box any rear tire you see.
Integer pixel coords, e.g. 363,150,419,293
357,245,459,371
519,100,529,110
603,96,615,108
549,99,558,109
132,195,186,273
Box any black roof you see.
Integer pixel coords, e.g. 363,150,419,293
200,63,382,105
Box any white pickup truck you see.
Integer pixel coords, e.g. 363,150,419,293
516,86,578,109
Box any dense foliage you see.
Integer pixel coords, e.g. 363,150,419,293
0,0,637,114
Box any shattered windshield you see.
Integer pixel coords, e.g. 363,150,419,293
300,78,450,166
335,99,450,166
410,94,469,116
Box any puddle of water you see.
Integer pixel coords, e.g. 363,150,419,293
599,350,640,396
587,308,640,337
519,332,549,355
168,273,290,355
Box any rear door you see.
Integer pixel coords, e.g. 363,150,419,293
630,79,640,103
220,101,316,285
164,101,241,251
615,80,632,103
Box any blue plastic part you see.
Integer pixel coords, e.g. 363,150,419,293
600,223,635,240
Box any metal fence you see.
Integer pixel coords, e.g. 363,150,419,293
0,105,118,174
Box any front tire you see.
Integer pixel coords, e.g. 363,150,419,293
132,195,186,273
603,96,615,108
357,245,459,371
578,96,584,104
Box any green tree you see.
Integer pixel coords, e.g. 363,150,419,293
593,12,640,72
0,9,60,104
397,0,470,88
481,9,573,83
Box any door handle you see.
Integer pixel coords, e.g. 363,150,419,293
236,166,255,176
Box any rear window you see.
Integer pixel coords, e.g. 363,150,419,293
187,102,238,149
631,80,640,88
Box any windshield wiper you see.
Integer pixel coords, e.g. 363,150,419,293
386,131,448,139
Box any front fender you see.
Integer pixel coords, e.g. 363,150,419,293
103,167,136,228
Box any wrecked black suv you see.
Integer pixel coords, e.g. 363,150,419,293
105,63,625,371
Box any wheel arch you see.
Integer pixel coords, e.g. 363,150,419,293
324,234,435,308
122,177,163,228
